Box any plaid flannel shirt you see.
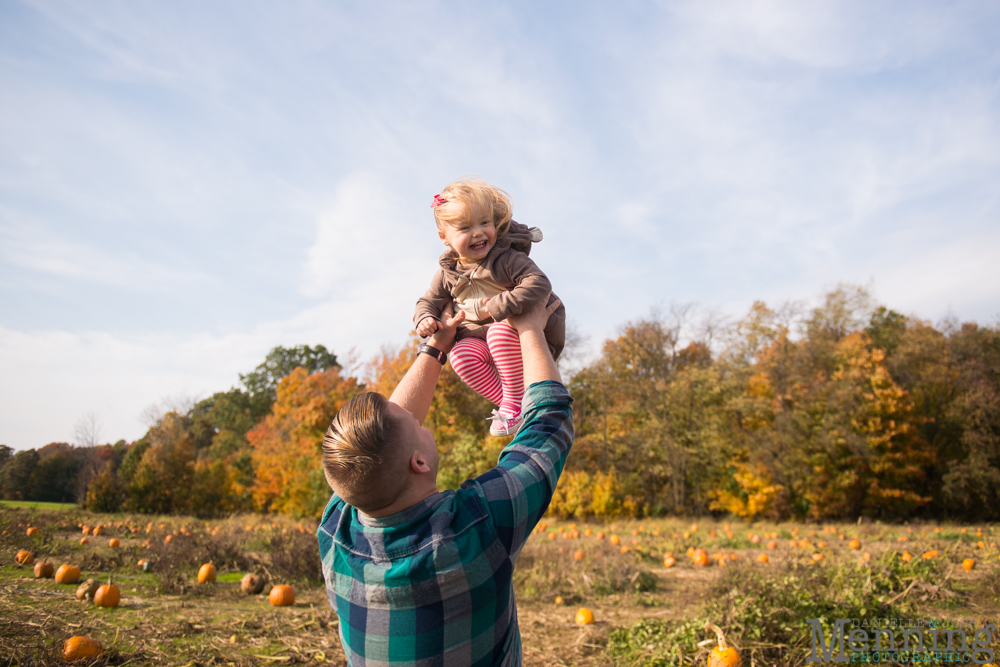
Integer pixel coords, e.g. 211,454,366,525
317,381,573,667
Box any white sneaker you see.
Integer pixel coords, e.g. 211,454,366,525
487,410,523,437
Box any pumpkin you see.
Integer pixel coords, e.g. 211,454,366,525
705,622,740,667
35,560,55,578
108,538,120,548
811,553,824,562
756,554,769,563
15,550,33,565
92,525,103,536
962,558,975,571
575,607,595,625
269,584,296,606
197,563,216,584
241,573,265,595
692,549,711,567
750,534,760,544
610,535,621,546
56,564,81,584
76,579,99,601
554,595,564,605
596,531,605,540
767,540,778,550
922,550,939,559
901,551,912,562
81,525,91,536
63,636,103,661
664,555,676,568
80,537,90,545
848,540,861,550
94,578,120,608
26,526,39,536
573,549,584,561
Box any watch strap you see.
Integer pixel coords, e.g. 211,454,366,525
418,343,447,365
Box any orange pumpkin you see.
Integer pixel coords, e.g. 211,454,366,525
575,607,595,625
92,525,103,536
34,560,55,578
848,540,861,550
63,636,103,661
767,540,778,550
269,584,296,606
94,579,120,608
572,549,584,561
81,525,91,536
108,538,120,548
26,526,39,536
55,564,81,584
663,555,676,568
595,531,605,540
692,549,711,567
922,550,939,559
198,563,216,584
610,535,621,546
962,558,975,571
15,550,33,565
706,622,740,667
756,554,769,563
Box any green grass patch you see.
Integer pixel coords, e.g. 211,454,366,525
217,571,245,582
0,500,77,511
604,552,964,666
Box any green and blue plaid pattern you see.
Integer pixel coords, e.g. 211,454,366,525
318,381,573,667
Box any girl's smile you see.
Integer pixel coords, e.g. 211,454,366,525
438,202,496,262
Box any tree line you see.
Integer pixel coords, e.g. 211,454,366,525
2,285,997,522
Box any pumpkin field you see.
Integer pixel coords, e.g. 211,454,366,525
2,506,998,666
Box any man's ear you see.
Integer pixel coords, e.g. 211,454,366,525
410,450,432,474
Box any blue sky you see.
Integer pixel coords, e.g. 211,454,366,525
2,0,998,450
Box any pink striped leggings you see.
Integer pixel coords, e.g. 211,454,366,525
448,321,523,417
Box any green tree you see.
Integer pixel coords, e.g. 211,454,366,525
0,449,39,500
240,345,339,405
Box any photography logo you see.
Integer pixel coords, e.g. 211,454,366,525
806,618,995,664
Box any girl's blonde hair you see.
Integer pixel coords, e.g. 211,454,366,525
432,177,513,238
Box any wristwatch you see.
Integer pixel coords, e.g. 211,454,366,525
417,343,447,365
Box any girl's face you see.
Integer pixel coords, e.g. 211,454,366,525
438,202,496,261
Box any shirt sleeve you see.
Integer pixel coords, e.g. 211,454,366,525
465,381,574,557
414,268,453,328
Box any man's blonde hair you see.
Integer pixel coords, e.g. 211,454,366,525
433,177,513,238
322,392,409,512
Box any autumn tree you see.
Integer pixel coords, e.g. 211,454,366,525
249,367,361,517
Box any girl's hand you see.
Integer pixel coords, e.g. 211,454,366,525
416,317,441,338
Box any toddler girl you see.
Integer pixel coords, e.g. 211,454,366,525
414,177,565,435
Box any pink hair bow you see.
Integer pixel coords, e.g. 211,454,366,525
431,194,447,207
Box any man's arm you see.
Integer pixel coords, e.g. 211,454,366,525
389,305,464,425
507,298,562,386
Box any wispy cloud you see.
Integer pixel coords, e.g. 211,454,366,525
1,0,998,448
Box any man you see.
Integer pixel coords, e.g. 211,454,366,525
317,299,572,666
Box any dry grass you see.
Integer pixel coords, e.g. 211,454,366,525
2,509,999,666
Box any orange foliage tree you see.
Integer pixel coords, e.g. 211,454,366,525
249,367,362,517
